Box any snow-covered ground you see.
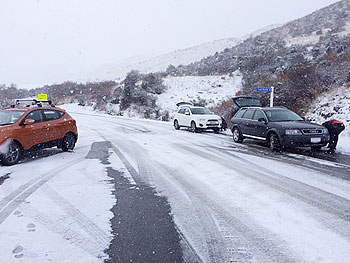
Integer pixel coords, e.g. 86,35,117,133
307,85,350,154
0,111,115,262
1,105,350,262
158,71,243,116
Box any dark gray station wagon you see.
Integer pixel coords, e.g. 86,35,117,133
231,107,330,151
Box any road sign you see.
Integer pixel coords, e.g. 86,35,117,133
256,87,275,107
38,94,48,101
256,87,272,93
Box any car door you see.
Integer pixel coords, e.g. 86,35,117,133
20,109,47,149
183,107,191,127
42,109,62,142
251,109,268,139
176,108,185,126
240,108,255,136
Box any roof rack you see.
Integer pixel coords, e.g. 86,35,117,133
10,99,56,108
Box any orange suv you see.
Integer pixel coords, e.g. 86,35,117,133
0,100,78,166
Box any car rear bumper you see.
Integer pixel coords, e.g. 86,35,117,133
280,134,330,147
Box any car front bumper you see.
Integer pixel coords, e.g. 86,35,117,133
197,121,221,129
280,134,330,147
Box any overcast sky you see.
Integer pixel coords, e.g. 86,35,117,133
0,0,340,87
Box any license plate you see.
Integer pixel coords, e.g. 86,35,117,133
311,137,321,143
210,121,217,125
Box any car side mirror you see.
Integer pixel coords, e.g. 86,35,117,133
185,112,190,116
258,118,268,124
24,119,35,125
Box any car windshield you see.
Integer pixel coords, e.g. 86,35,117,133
265,109,303,122
190,107,213,115
0,110,26,126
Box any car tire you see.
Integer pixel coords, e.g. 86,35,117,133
190,121,198,133
232,127,243,143
62,133,76,152
269,133,281,152
0,141,22,166
174,120,180,130
213,128,220,134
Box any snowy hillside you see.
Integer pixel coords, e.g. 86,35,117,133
88,38,240,82
307,86,350,154
157,71,243,116
87,24,281,83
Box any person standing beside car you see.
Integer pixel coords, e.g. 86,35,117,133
322,119,345,154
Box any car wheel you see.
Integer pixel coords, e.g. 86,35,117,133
174,120,180,130
190,121,198,133
62,133,76,152
269,133,281,152
213,128,220,134
1,141,22,166
232,127,243,143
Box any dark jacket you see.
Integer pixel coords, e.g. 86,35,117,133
322,120,345,135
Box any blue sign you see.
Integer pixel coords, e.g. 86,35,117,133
256,87,272,93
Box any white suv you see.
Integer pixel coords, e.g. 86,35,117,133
173,103,222,133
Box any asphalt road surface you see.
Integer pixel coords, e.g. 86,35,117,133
1,110,350,263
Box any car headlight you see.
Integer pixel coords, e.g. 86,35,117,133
285,129,302,135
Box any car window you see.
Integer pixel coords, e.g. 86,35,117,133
190,107,212,115
253,110,265,120
57,111,65,118
42,110,60,121
242,109,255,119
178,108,185,114
235,109,246,118
24,110,43,123
265,109,303,122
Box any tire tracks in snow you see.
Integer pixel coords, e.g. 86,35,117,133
102,135,297,262
0,157,85,225
136,152,298,263
177,143,350,241
0,151,112,256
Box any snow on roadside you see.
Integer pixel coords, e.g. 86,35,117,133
0,111,115,263
307,86,350,154
158,71,242,116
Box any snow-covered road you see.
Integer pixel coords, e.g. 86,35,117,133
1,107,350,263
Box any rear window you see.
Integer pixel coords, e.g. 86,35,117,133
235,109,246,118
43,110,60,121
242,109,255,119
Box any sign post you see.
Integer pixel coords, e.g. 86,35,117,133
256,87,275,107
270,86,274,107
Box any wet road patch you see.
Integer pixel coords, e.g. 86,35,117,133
105,168,183,263
86,141,112,165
